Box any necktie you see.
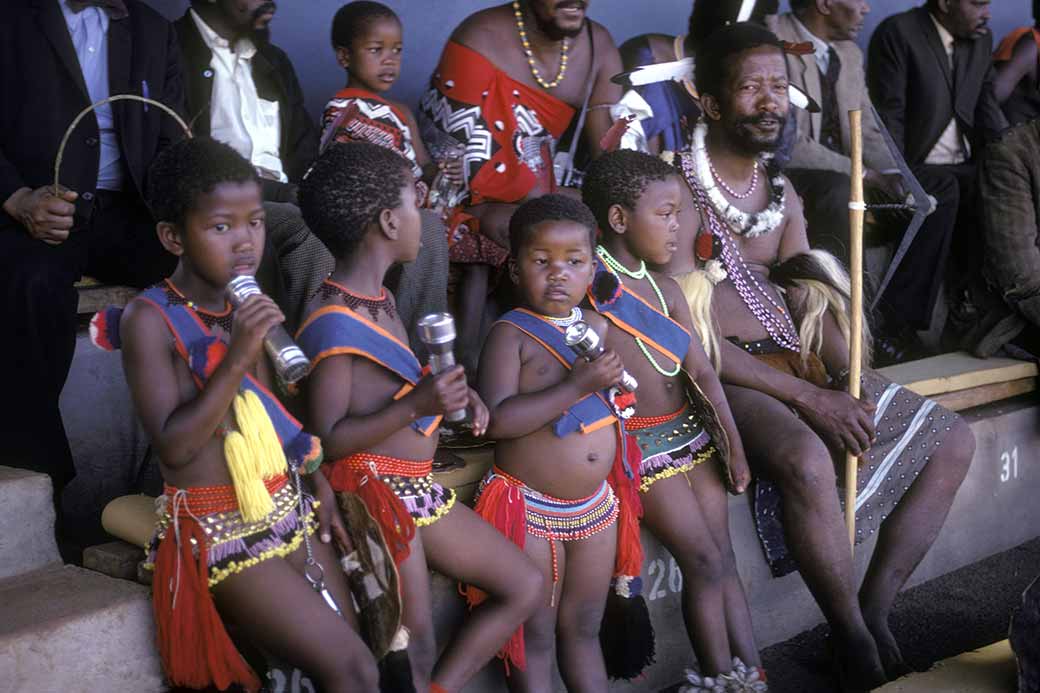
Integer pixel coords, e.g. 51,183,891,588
819,46,843,153
67,0,128,20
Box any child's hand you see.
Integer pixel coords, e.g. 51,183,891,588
439,157,465,186
310,470,353,553
724,449,751,496
227,294,285,371
410,365,470,418
569,349,624,396
466,388,489,437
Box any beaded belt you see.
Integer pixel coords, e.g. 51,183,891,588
161,474,288,516
341,452,433,478
482,467,618,602
626,402,687,431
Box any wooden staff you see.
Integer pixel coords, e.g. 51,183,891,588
846,110,865,547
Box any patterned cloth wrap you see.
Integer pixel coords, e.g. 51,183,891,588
418,41,575,266
146,474,317,588
736,337,947,577
627,403,717,494
320,87,423,179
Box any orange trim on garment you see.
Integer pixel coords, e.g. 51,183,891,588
494,308,618,434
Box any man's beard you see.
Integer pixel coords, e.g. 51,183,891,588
246,1,276,44
725,112,785,157
531,1,587,40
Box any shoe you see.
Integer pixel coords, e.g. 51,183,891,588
873,325,928,368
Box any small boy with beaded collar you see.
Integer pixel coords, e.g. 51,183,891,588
582,149,767,690
476,194,652,689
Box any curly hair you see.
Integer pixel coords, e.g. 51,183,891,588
581,149,677,233
508,194,598,257
331,1,399,50
145,137,258,226
695,21,784,103
298,141,414,260
686,0,778,54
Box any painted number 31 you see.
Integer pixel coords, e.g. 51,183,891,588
1000,446,1020,483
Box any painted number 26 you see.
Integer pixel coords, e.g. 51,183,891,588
1000,447,1020,483
646,557,684,600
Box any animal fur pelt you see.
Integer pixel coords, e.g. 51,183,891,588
771,249,872,369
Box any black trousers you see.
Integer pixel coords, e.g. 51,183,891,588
0,191,175,492
786,165,969,330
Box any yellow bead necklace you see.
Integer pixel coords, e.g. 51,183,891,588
513,0,570,89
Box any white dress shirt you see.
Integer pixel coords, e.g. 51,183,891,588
60,0,125,191
793,15,833,75
190,9,286,182
926,14,970,165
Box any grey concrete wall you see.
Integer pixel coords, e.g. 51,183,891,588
144,1,1030,123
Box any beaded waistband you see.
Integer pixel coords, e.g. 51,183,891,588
626,402,687,431
340,452,434,478
161,474,289,517
488,466,607,507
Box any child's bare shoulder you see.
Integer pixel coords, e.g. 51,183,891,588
584,309,609,335
120,296,172,355
485,319,525,354
650,270,686,312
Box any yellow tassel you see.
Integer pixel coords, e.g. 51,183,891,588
222,391,288,522
224,427,275,522
236,390,287,478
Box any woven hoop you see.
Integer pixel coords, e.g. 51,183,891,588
53,94,192,193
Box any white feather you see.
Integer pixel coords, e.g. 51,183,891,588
625,58,694,86
619,58,817,113
736,0,756,23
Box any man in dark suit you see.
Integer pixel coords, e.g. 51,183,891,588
868,0,1007,356
175,0,317,204
955,120,1040,359
0,0,184,494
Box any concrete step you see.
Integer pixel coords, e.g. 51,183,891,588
877,640,1017,692
0,467,61,580
0,565,163,693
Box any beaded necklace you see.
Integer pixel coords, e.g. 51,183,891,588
710,158,758,199
687,182,801,352
319,277,396,322
542,306,583,328
513,0,570,89
684,121,786,238
596,246,682,376
163,279,234,334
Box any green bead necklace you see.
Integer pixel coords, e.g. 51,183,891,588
596,245,681,377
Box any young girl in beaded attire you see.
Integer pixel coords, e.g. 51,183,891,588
582,149,766,691
111,137,377,693
296,141,542,693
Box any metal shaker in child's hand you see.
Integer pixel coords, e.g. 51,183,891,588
225,275,311,385
564,321,638,392
416,313,468,423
